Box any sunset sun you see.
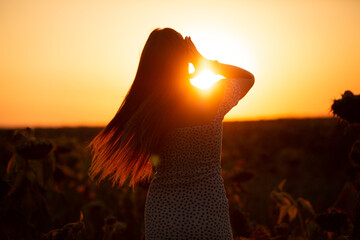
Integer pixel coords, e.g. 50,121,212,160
189,63,223,89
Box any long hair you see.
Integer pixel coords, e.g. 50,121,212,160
87,28,191,187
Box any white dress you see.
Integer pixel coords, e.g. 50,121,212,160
145,78,242,239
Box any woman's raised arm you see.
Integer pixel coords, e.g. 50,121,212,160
210,60,255,99
185,36,254,100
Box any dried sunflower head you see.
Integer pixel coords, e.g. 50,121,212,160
331,90,360,123
12,128,53,160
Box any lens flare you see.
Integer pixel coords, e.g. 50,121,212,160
189,63,223,89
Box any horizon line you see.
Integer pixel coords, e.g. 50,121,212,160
0,115,335,129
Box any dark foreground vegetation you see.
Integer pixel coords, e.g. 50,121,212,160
1,103,360,239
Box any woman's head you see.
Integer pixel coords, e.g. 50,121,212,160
135,28,189,93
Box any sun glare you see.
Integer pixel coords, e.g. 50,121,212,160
189,63,223,89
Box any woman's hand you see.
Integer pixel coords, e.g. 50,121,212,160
185,36,208,78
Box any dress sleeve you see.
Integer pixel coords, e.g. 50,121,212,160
215,78,243,120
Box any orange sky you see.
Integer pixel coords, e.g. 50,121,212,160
1,0,359,127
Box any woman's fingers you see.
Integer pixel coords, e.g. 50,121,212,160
188,38,199,54
186,38,196,55
185,37,201,62
185,39,197,63
188,38,198,56
185,37,194,51
185,36,208,77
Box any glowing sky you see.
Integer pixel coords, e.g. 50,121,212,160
1,0,359,127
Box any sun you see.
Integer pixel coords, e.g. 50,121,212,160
189,63,223,89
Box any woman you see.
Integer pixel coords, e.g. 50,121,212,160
88,28,254,239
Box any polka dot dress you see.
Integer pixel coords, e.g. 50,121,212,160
145,78,243,239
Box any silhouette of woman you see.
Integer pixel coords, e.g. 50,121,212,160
88,28,254,239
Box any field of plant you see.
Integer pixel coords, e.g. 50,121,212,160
0,116,359,239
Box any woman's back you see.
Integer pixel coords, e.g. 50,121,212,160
144,78,242,239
